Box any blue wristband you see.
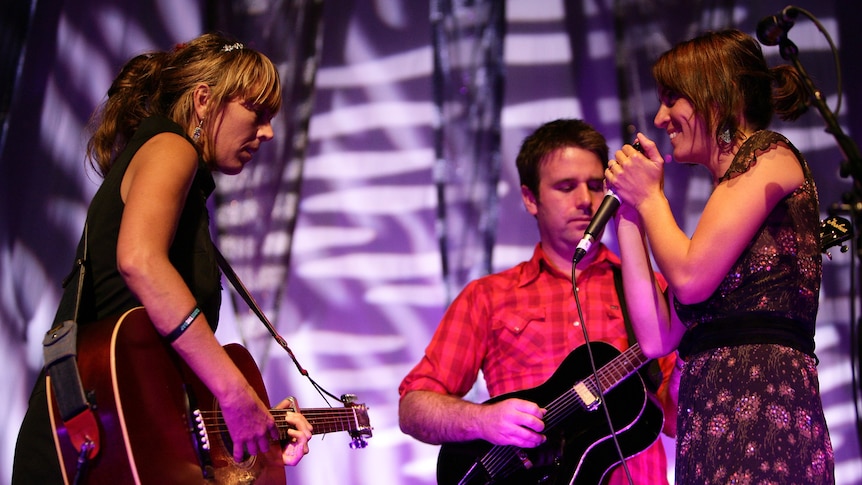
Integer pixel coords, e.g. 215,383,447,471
164,307,201,344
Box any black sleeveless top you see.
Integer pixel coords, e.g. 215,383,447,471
675,130,821,357
54,115,221,329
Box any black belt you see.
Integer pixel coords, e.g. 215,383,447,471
678,314,815,360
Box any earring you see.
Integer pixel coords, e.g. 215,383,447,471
192,119,204,142
719,128,732,145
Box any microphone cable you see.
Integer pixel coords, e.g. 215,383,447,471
565,139,649,484
569,261,634,485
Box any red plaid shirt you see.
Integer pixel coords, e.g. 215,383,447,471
400,243,675,484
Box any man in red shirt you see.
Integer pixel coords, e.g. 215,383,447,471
398,119,679,484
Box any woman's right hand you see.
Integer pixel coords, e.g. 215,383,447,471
607,133,666,210
217,382,280,462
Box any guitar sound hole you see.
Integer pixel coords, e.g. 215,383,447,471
213,401,256,469
220,431,258,467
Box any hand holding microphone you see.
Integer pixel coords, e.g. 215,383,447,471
572,140,646,264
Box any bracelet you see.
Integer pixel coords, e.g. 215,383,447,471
164,306,201,344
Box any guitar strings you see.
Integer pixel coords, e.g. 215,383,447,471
197,408,364,435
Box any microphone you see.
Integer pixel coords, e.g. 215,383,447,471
572,141,643,264
756,6,799,46
572,190,620,264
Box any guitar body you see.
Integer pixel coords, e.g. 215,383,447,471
48,307,286,484
437,342,664,485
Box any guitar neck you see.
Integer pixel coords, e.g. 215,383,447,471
588,342,650,394
272,407,363,437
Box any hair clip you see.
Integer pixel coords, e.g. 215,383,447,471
221,42,244,53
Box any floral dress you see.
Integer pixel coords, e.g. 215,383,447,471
673,130,834,484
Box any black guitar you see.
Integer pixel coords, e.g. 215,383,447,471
437,341,664,485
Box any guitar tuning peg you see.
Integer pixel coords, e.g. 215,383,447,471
349,437,368,449
826,245,851,260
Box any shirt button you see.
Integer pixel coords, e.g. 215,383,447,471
573,321,580,327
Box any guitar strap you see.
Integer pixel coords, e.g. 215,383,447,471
43,224,101,461
611,265,662,393
214,245,331,381
213,245,360,406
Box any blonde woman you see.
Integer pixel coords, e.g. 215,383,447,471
13,33,311,483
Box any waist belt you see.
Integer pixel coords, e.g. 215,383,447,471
678,314,815,360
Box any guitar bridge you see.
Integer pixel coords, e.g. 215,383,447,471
183,384,215,479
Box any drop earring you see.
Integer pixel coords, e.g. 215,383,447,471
719,127,732,145
193,119,204,142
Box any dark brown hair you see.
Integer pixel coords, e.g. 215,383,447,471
516,119,609,200
652,29,808,151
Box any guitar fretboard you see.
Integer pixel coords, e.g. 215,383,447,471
272,407,366,437
200,405,371,441
588,342,650,394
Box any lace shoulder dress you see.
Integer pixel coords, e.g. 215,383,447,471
673,130,834,484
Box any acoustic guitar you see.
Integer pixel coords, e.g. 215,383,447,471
48,306,372,484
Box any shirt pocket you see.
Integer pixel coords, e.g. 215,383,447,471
490,308,567,374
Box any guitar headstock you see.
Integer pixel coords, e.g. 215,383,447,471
272,394,372,449
341,394,373,449
821,216,853,258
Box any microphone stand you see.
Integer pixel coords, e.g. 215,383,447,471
777,37,862,182
776,33,862,450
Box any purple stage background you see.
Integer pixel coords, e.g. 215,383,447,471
2,1,861,483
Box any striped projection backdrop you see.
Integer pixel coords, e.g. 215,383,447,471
1,0,861,484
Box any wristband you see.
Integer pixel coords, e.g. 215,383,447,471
164,306,201,344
